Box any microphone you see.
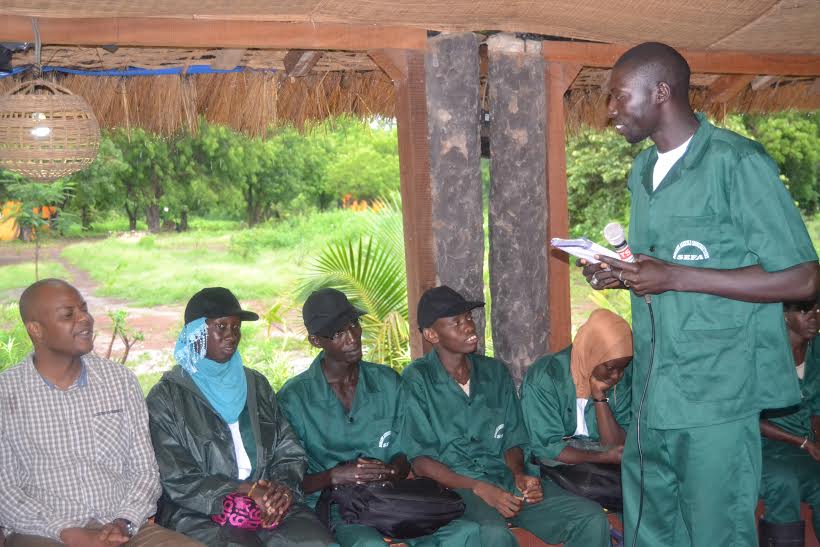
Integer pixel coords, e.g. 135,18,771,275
603,222,651,304
603,222,635,263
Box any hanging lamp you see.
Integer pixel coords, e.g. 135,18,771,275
0,18,100,182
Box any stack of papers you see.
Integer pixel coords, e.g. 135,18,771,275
550,237,620,264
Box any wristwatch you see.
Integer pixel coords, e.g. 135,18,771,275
591,397,609,404
115,519,138,538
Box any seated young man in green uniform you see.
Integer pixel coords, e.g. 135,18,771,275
397,285,610,547
277,288,479,547
580,42,820,546
759,299,819,545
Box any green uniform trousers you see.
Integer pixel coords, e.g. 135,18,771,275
332,516,479,547
454,479,610,547
622,414,761,547
761,442,820,541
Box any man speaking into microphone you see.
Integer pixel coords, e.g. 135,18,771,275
580,42,819,547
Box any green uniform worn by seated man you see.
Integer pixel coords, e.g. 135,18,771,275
397,286,610,547
583,43,820,547
278,288,478,547
523,347,632,462
759,302,820,543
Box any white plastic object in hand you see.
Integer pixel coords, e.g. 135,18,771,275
550,237,620,264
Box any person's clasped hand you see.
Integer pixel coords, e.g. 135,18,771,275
330,457,397,486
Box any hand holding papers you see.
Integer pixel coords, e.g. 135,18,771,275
550,237,620,264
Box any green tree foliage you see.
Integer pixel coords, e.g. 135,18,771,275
298,196,410,370
566,128,648,238
564,112,818,240
742,112,819,215
107,128,175,232
3,180,74,279
63,135,130,229
319,116,400,203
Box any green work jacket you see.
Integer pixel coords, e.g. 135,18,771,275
145,366,306,538
278,353,402,508
627,113,818,429
521,346,632,462
762,336,819,442
397,350,528,492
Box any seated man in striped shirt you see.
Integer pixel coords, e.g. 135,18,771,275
0,279,200,547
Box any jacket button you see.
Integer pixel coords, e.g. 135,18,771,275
649,245,656,253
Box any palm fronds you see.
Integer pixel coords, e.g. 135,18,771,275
298,198,410,370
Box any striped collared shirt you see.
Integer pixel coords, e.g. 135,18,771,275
0,353,161,540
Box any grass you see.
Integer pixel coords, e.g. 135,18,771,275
59,209,372,307
0,302,31,372
0,261,71,292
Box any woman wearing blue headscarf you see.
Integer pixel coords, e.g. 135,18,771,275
146,287,333,547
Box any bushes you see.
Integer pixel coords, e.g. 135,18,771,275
0,304,30,373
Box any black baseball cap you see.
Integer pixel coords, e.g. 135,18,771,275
302,288,367,338
184,287,259,324
417,285,484,331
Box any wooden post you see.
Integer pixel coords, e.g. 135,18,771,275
487,34,549,383
545,61,581,352
370,48,436,359
425,32,486,352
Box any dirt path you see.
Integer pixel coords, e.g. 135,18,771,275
1,241,182,373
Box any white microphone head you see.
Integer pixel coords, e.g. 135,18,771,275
603,222,626,246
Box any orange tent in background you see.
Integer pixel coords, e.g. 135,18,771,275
0,201,57,241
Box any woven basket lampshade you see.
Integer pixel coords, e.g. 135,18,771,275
0,79,100,182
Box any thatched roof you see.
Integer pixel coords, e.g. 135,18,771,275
0,69,396,136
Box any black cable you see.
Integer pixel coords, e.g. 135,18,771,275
630,296,655,547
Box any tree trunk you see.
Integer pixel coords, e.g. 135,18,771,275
245,188,257,227
34,240,40,281
81,206,91,229
125,204,138,231
179,210,189,232
146,205,160,232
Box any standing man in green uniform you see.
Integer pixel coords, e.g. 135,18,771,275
277,288,478,547
759,299,819,545
579,42,820,546
397,286,610,547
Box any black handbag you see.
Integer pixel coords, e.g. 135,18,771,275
316,478,465,539
538,462,623,512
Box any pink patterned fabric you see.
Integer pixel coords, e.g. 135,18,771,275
211,493,278,530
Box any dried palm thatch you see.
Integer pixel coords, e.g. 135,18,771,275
564,68,820,132
0,70,396,137
0,62,814,139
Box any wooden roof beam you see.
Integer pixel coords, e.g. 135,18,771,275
706,74,754,104
541,41,820,77
284,50,323,77
0,15,427,51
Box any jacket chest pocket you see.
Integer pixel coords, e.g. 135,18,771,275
665,215,722,267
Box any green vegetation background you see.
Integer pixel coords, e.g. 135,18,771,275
0,112,817,392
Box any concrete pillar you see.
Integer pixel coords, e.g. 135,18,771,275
425,32,486,351
487,34,549,383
